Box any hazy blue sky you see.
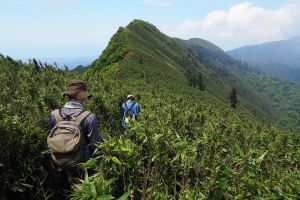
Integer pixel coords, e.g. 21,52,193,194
1,0,299,59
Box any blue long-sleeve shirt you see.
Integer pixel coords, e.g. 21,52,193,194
49,102,101,154
121,100,141,128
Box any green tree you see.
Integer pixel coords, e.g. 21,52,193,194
229,88,238,109
197,72,205,91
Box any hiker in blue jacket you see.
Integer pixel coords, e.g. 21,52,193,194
121,94,141,129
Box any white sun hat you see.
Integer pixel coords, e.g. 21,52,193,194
127,94,134,99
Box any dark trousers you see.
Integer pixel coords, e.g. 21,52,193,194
64,167,81,191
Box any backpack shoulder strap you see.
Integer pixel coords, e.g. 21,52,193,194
124,102,129,110
53,109,63,123
130,102,136,110
74,110,91,125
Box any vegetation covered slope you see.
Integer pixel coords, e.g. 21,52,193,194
227,36,300,82
247,73,300,131
1,19,300,200
174,38,274,122
174,38,234,65
177,37,300,131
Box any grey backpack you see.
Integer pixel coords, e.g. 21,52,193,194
47,109,91,168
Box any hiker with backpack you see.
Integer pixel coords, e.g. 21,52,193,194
48,80,101,190
121,94,141,130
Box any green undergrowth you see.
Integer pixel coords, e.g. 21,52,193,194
0,55,79,199
73,73,300,199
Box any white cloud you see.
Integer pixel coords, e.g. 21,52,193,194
142,0,173,7
172,1,300,49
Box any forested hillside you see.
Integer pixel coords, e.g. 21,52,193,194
1,20,300,199
177,37,300,131
247,73,300,130
174,38,274,123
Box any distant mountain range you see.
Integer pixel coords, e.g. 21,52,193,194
21,55,98,69
227,36,300,82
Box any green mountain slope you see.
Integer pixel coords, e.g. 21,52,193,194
174,38,274,122
179,38,300,131
227,36,300,82
175,38,235,65
246,73,300,130
91,20,273,122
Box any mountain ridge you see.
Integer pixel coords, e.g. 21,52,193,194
90,19,274,122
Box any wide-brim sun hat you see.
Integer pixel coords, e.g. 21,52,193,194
127,94,134,99
62,80,92,100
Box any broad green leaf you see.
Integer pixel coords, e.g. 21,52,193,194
97,195,114,200
118,190,132,200
256,150,268,163
112,156,122,165
82,158,97,169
